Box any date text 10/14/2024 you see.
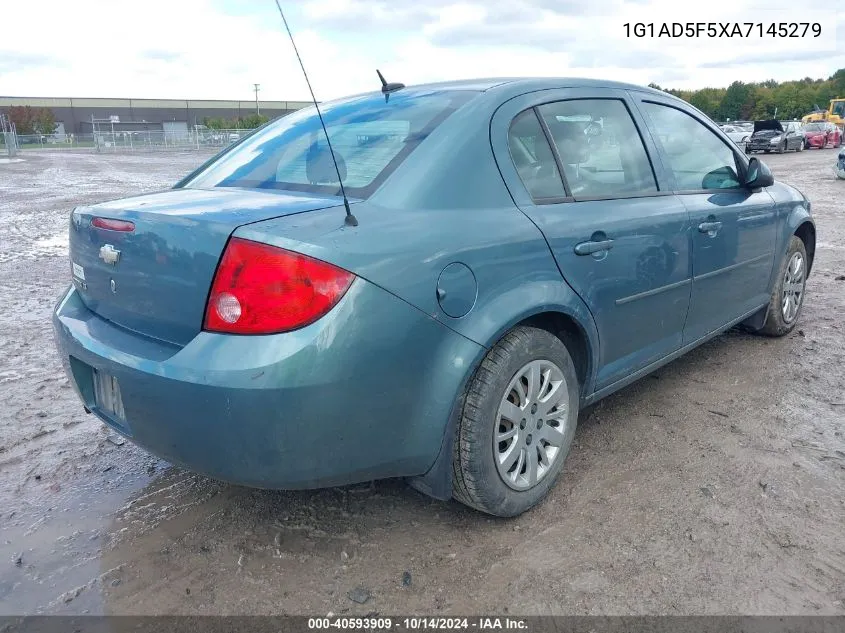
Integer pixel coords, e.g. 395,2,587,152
307,617,528,630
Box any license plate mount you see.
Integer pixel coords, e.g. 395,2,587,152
92,369,126,423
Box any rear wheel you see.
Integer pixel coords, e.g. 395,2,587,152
757,236,808,337
452,326,579,517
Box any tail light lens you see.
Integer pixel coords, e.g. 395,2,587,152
92,217,135,232
203,237,355,335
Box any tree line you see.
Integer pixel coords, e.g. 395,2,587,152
649,69,845,122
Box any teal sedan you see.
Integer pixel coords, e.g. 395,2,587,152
52,78,815,517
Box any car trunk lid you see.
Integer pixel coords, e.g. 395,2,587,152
69,187,344,345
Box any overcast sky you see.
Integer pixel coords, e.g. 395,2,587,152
1,0,843,102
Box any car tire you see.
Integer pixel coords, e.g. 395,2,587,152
777,142,785,154
451,326,579,517
798,142,804,152
757,236,808,337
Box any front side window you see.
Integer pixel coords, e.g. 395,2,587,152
536,99,658,198
641,102,742,191
183,89,478,198
507,109,567,201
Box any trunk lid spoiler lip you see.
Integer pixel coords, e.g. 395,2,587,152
79,187,358,229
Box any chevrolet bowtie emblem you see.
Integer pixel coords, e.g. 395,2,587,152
99,244,120,265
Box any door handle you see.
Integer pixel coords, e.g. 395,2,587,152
698,221,722,234
574,239,615,256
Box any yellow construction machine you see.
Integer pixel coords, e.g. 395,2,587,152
802,99,845,128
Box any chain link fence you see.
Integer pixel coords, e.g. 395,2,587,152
12,129,250,153
0,112,18,157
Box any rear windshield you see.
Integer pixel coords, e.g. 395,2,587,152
183,89,478,198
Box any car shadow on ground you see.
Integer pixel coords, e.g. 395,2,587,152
82,325,806,615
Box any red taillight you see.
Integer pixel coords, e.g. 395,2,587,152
92,217,135,232
203,237,355,335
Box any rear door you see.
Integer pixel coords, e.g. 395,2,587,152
491,88,692,391
631,93,778,343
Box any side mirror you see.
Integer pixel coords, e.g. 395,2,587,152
745,157,774,188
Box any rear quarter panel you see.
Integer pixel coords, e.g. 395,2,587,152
235,204,600,396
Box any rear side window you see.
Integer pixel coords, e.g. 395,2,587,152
536,99,658,198
508,110,567,201
184,89,478,198
640,102,742,191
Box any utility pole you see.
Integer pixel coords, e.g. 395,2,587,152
253,83,260,115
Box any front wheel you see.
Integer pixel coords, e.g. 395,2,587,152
452,326,579,517
777,142,786,154
757,236,808,337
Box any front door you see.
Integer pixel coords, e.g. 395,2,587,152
492,89,692,391
632,96,778,343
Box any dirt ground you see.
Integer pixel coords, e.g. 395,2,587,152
0,148,843,616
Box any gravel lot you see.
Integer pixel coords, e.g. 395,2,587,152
0,149,843,616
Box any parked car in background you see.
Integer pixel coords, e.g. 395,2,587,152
720,124,751,146
746,120,804,154
802,121,842,149
52,78,816,517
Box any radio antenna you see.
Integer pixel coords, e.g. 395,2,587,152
273,0,358,227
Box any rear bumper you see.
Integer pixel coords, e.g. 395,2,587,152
52,281,482,489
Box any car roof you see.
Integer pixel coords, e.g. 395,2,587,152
339,77,676,102
406,77,666,91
